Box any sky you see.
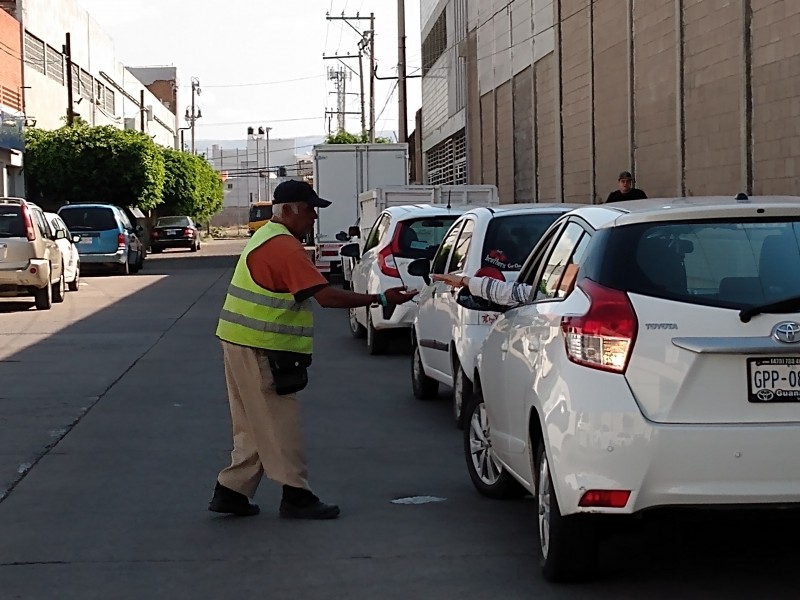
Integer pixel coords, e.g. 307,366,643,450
76,0,422,144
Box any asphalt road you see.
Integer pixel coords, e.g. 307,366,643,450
0,240,798,599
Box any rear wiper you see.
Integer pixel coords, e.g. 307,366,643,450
739,295,800,323
0,232,14,237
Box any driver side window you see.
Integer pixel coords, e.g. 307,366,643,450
533,223,590,301
431,221,463,275
364,214,390,252
448,219,474,274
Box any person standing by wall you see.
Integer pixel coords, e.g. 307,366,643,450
606,171,647,202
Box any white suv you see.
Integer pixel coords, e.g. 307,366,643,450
463,195,800,582
410,204,579,427
0,198,65,310
340,205,471,354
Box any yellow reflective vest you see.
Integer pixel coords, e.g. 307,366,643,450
216,221,313,353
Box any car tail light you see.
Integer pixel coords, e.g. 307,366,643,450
117,233,127,248
378,224,404,278
184,228,194,237
561,279,637,373
151,230,160,239
21,205,35,241
579,490,631,508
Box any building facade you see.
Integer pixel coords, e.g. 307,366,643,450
1,0,178,149
0,6,23,196
421,0,800,203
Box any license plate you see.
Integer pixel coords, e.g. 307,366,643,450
79,237,93,245
747,357,800,402
168,229,180,236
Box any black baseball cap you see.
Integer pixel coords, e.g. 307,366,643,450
272,180,331,208
618,171,633,180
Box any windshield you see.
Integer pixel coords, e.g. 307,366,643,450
592,220,800,309
0,205,24,237
395,217,459,259
249,205,273,222
59,207,117,231
156,216,191,227
482,213,562,271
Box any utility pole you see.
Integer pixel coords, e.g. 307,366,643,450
140,90,145,132
327,66,349,132
265,126,271,200
184,77,202,154
397,0,408,144
63,33,75,126
358,51,366,135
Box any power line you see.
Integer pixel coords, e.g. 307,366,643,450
180,74,324,89
198,116,324,127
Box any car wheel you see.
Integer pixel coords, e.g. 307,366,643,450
463,389,524,499
366,311,388,355
118,256,130,275
52,267,66,303
535,440,599,582
411,342,439,400
34,280,52,311
349,307,366,339
68,262,80,292
452,361,472,430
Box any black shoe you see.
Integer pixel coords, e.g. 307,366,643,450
279,499,340,520
279,485,340,519
208,482,260,517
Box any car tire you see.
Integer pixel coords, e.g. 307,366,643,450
366,311,388,355
68,262,80,292
34,280,52,311
452,361,472,429
349,307,366,339
118,256,130,275
151,247,162,254
535,440,599,582
52,267,66,303
463,388,524,499
411,342,439,400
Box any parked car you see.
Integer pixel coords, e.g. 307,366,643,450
45,212,81,292
460,195,800,582
0,197,65,309
410,204,579,427
339,205,467,354
150,215,201,253
57,203,145,275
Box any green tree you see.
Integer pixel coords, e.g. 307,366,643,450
323,131,391,144
24,124,165,212
159,148,223,222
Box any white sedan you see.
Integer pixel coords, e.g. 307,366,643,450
410,204,579,427
463,195,800,582
45,212,80,292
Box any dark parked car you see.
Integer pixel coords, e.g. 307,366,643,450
150,216,201,253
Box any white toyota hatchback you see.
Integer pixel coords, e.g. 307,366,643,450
340,205,470,354
463,195,800,582
410,204,579,427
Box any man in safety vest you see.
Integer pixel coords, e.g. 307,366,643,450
209,180,416,519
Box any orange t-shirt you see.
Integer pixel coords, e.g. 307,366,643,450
246,234,329,301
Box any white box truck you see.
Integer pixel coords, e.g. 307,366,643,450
312,143,408,275
341,184,500,286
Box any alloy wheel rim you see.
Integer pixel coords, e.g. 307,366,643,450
453,369,463,421
469,403,501,485
349,308,359,333
538,453,551,559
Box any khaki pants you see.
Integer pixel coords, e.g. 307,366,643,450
217,341,310,498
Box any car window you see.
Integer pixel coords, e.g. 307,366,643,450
519,222,563,285
32,209,51,239
447,219,474,273
0,205,24,237
364,214,390,252
482,213,564,271
157,216,191,228
431,221,464,275
60,207,117,231
395,216,460,260
118,210,133,231
592,220,800,308
249,205,273,222
534,223,588,301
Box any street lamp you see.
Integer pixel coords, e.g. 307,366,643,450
247,125,272,201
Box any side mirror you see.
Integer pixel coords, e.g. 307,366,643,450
407,258,431,285
348,225,360,238
339,242,361,259
54,229,67,240
455,287,508,313
335,231,349,242
71,234,82,243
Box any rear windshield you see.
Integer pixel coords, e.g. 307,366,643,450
592,220,800,308
482,213,563,271
59,207,117,231
249,205,273,221
395,217,459,259
156,216,191,227
0,205,23,237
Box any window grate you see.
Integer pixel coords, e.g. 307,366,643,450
45,45,64,84
427,130,467,185
422,10,447,76
24,32,45,75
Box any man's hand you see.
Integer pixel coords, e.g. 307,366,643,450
383,286,418,305
432,273,464,287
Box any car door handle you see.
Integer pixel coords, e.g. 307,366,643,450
500,342,509,353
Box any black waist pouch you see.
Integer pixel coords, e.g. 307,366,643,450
266,351,313,395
